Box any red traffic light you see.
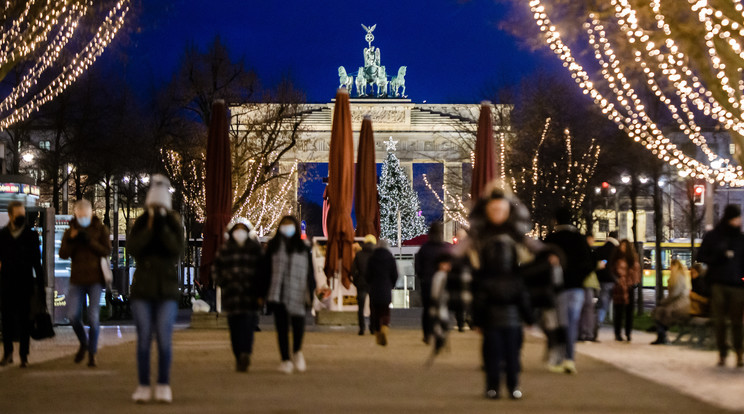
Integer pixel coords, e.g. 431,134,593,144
601,182,610,189
694,186,704,195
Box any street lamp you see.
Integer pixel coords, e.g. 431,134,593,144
21,152,34,163
621,175,631,184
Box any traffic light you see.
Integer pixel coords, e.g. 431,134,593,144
601,181,610,197
693,184,705,205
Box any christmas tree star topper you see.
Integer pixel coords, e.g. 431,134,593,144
385,136,398,152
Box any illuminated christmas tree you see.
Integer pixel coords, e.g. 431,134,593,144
378,137,427,246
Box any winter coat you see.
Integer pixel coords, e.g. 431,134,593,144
414,240,451,299
0,225,45,302
265,237,316,317
59,216,111,286
689,275,710,316
351,242,375,293
611,257,641,305
128,210,184,301
696,223,744,288
470,232,533,329
544,225,595,290
652,267,690,326
367,246,399,307
212,238,266,314
595,239,619,284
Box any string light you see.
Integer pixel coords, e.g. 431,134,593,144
528,0,744,187
0,0,131,130
233,159,298,237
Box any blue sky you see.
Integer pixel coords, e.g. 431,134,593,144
122,0,560,103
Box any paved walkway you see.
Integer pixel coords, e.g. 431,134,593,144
0,323,734,413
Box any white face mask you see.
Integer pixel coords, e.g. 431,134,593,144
279,224,296,238
232,229,249,245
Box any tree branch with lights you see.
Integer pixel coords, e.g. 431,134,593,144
516,0,744,186
0,0,131,130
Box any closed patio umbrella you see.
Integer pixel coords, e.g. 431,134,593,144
323,89,355,289
470,101,495,202
199,100,233,286
354,116,380,238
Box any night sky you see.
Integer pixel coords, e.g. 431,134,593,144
122,0,560,103
112,0,564,235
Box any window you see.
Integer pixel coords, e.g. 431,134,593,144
598,219,609,233
39,140,51,150
731,143,737,155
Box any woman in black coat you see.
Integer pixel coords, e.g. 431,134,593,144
366,239,399,346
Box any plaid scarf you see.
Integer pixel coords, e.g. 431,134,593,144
267,241,310,316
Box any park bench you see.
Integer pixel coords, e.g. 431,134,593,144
672,316,713,349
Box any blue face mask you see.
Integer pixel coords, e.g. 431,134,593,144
279,224,296,238
77,216,92,228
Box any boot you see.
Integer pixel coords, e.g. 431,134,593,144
20,356,28,368
737,351,743,368
0,355,12,366
236,353,250,372
74,345,87,364
87,354,97,368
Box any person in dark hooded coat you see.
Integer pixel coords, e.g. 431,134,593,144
367,239,398,346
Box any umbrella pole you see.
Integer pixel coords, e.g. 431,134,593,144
334,258,342,311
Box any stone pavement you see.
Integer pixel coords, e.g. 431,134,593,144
0,322,734,414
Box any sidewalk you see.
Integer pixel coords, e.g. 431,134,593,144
574,326,744,412
0,324,732,413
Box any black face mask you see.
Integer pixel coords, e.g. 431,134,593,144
13,215,26,228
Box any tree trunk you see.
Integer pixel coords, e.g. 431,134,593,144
630,172,639,243
688,180,696,259
103,176,111,229
653,166,664,305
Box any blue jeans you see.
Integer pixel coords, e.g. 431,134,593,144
132,300,178,385
557,288,585,361
67,283,102,354
596,282,615,324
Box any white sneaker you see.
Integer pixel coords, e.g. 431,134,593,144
278,360,294,374
293,351,306,373
154,384,172,403
131,385,152,403
563,360,578,374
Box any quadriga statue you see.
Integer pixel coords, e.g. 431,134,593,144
338,66,353,91
390,66,407,98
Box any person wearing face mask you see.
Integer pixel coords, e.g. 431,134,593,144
212,220,265,372
0,201,45,368
59,199,111,368
128,174,184,403
264,215,315,375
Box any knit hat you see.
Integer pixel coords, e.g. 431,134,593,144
363,234,377,245
227,217,258,241
722,204,741,222
145,174,172,210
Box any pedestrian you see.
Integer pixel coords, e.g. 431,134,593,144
428,252,454,353
689,263,710,317
212,220,264,372
544,207,595,374
0,201,45,368
58,199,111,367
595,231,619,327
650,259,690,345
265,215,315,374
128,175,184,403
697,204,744,367
367,239,399,346
610,239,641,342
351,234,376,336
466,188,533,400
414,221,451,344
578,233,599,342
